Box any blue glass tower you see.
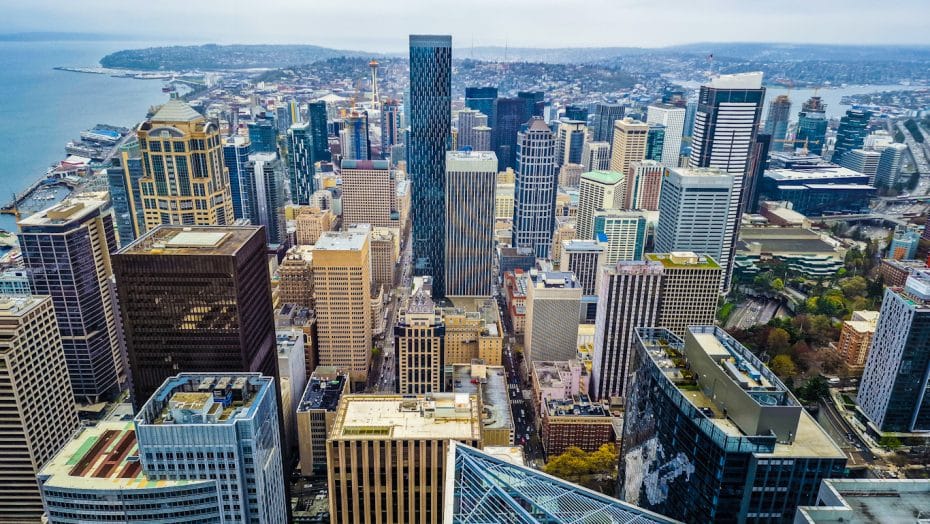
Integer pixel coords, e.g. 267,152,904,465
287,123,316,205
465,86,497,133
646,123,665,161
223,136,252,219
564,105,588,122
494,97,528,171
248,118,278,154
109,138,145,246
795,97,827,155
518,91,545,118
409,34,452,298
832,108,872,163
306,101,331,162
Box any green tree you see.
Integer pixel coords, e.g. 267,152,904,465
767,328,791,354
544,444,618,490
878,436,903,450
769,354,798,379
371,346,382,358
840,276,868,298
771,278,784,291
796,376,829,403
809,315,839,346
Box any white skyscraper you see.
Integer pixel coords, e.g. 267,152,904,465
591,210,647,263
646,103,686,166
445,151,498,296
525,271,583,363
581,141,611,172
576,170,624,240
556,120,587,167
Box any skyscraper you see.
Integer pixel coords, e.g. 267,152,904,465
395,289,444,394
313,228,372,384
288,122,316,205
624,160,665,210
577,170,625,240
876,142,908,188
646,252,721,338
136,99,234,229
19,193,124,401
556,120,587,166
525,271,583,363
380,98,401,160
763,94,792,146
795,96,828,155
654,167,735,277
513,118,558,258
223,135,252,219
246,152,287,244
743,133,771,214
581,141,611,172
609,118,649,176
646,103,686,165
341,110,371,161
108,138,144,246
559,239,606,295
591,260,663,400
838,148,882,184
248,117,278,153
465,86,498,136
307,101,332,162
645,123,665,162
592,210,647,263
518,91,545,119
688,72,765,290
445,151,497,297
564,105,588,122
472,125,492,152
112,225,278,404
456,108,488,150
832,108,872,163
340,159,398,229
858,270,930,432
494,97,529,170
409,34,452,298
592,102,625,144
0,295,79,521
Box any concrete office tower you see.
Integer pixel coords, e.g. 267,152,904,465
136,374,286,522
340,159,398,229
297,366,349,476
525,271,583,363
277,329,307,454
577,170,625,240
550,219,575,265
294,205,334,245
445,151,497,297
838,149,881,184
646,103,686,165
288,122,316,205
326,394,483,524
409,35,452,297
0,296,79,521
858,270,930,432
556,120,587,167
763,95,792,146
307,101,332,162
456,108,488,150
795,96,828,155
278,245,314,307
832,108,872,163
19,193,124,401
113,226,278,404
246,152,287,244
313,228,371,384
513,118,559,259
370,227,398,287
495,182,515,220
592,210,647,263
472,125,492,152
381,99,401,159
559,239,606,295
581,141,611,172
609,118,649,176
647,252,721,337
876,142,907,188
622,327,846,523
558,163,584,187
654,168,734,288
624,160,665,210
109,139,144,245
591,260,663,400
395,289,445,394
223,135,252,220
340,110,371,161
689,72,765,290
593,102,625,144
136,99,233,229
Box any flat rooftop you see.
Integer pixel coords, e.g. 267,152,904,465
297,371,347,413
119,225,261,256
137,374,270,426
796,479,930,523
331,394,482,441
646,252,720,269
738,227,839,255
581,170,623,185
314,229,368,251
533,360,577,390
545,395,611,418
18,192,109,228
0,295,49,318
451,364,513,434
765,166,865,181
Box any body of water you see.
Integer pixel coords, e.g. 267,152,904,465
0,40,169,232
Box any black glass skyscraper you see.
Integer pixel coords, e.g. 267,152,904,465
593,103,625,144
564,105,588,122
832,108,872,163
248,118,278,153
465,87,497,134
518,91,545,118
494,97,528,171
287,124,315,206
306,101,332,162
409,34,452,297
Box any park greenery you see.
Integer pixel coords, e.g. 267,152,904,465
543,444,618,494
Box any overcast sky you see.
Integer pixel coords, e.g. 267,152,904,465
6,0,930,51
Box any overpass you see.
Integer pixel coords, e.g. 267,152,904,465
810,213,911,228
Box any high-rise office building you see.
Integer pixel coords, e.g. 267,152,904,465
688,72,765,290
297,366,349,476
743,133,771,214
525,271,583,363
646,103,686,165
223,135,252,219
556,120,587,167
327,393,483,524
577,170,624,240
622,327,846,522
136,99,234,229
592,210,647,263
609,118,649,176
113,225,278,404
313,228,372,384
19,193,124,401
288,122,317,205
832,108,872,163
592,103,625,144
513,118,558,258
564,105,588,122
307,101,332,162
683,99,697,138
341,110,371,161
876,142,908,188
494,97,529,170
278,245,314,307
795,96,828,155
456,108,488,150
838,148,882,184
340,159,398,229
624,160,665,210
645,123,665,162
472,125,492,152
581,141,611,172
248,117,278,154
763,95,792,146
518,91,545,119
294,205,335,245
591,260,663,400
465,86,497,146
409,35,452,298
654,168,734,283
136,373,287,522
445,151,497,297
394,288,445,394
647,252,721,337
276,104,292,133
246,152,287,244
0,295,79,521
108,138,144,246
559,239,605,295
380,99,401,159
858,270,930,432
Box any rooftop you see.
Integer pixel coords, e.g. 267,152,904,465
18,192,110,228
533,360,580,391
118,225,261,257
646,252,720,269
314,229,368,252
581,170,623,185
331,394,482,441
795,479,930,524
562,239,605,252
530,271,580,289
150,99,204,123
0,295,49,318
765,166,866,182
298,369,347,413
340,159,390,170
137,374,271,426
451,363,513,434
545,395,611,418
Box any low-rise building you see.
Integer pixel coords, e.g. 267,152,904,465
297,366,349,476
878,257,928,287
503,270,527,333
835,311,879,369
540,395,614,456
531,360,583,407
449,361,514,446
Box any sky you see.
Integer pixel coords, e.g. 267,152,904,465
4,0,930,52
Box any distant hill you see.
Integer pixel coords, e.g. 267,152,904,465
100,44,380,71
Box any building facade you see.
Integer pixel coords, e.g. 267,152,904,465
592,210,647,264
247,152,287,244
646,103,686,165
445,151,497,296
513,118,558,258
581,141,611,172
287,122,316,205
340,159,398,229
525,271,583,363
577,170,624,241
395,289,445,394
609,118,649,176
297,366,349,476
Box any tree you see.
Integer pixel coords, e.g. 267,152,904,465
769,354,798,379
544,444,618,492
371,346,382,358
840,276,868,299
796,376,829,403
766,328,791,354
809,315,839,346
879,436,903,450
771,278,785,291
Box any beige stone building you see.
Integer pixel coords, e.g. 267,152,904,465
395,290,445,394
340,159,398,230
837,310,880,368
277,245,314,308
549,218,576,266
442,299,503,366
370,227,399,287
495,182,515,220
609,117,649,177
293,206,334,246
647,252,723,338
